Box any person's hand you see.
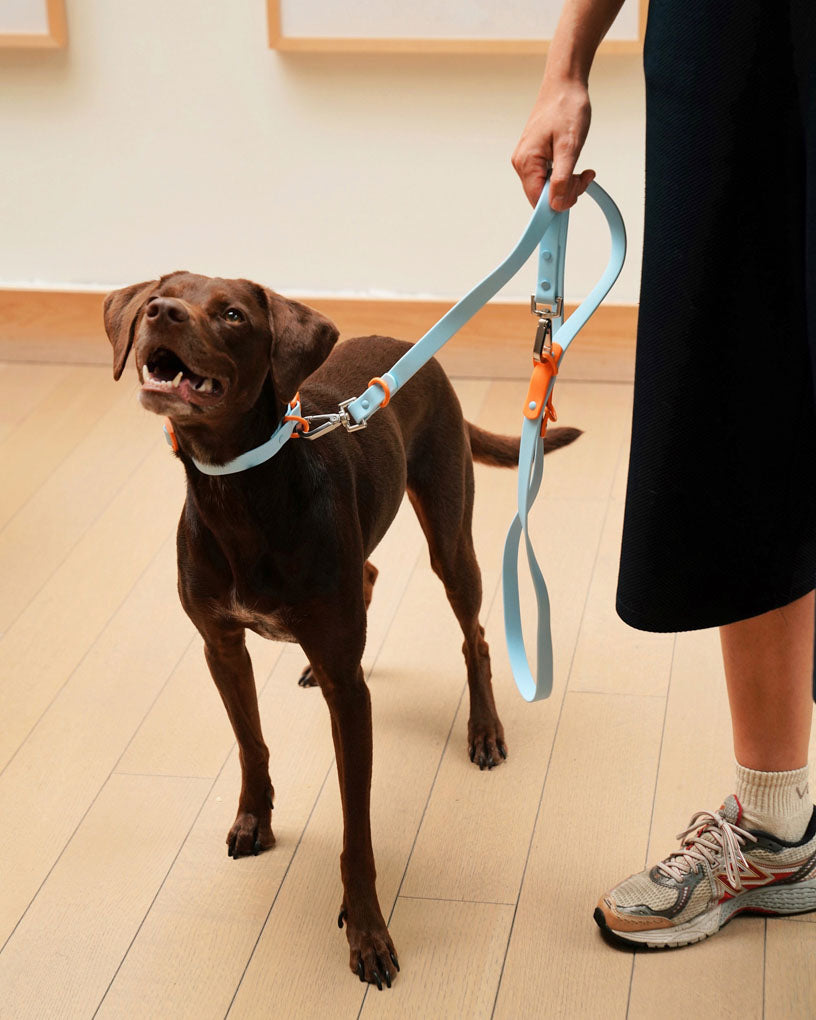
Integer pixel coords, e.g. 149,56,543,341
512,75,595,210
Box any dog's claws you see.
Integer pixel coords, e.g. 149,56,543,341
253,838,261,856
498,741,508,759
390,951,400,972
357,959,365,981
227,837,236,858
297,665,317,688
373,969,382,991
383,966,391,989
338,908,346,929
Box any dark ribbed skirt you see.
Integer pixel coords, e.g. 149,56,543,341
616,0,816,633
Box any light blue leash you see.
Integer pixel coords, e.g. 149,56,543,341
175,179,626,701
346,180,626,701
502,183,626,701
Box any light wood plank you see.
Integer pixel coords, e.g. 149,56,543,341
0,362,69,444
0,445,184,771
0,773,209,1020
475,378,633,502
0,538,194,946
765,919,816,1019
360,899,515,1019
569,497,675,697
400,379,627,904
117,632,284,779
494,692,666,1020
611,400,633,502
0,366,121,530
400,497,606,904
645,628,733,864
96,646,338,1020
0,378,162,636
628,919,764,1020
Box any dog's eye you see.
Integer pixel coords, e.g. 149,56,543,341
224,307,245,323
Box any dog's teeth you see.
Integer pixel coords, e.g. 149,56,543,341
172,371,183,388
199,378,213,393
141,364,148,383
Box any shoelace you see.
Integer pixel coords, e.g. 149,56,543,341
655,810,758,889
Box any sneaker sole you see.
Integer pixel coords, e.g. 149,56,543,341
594,877,816,949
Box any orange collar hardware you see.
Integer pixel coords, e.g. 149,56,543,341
163,417,179,452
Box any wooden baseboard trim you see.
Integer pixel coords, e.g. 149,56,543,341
0,289,637,382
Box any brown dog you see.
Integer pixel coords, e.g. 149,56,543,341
104,271,579,989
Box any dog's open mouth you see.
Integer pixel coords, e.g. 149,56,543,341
140,348,225,406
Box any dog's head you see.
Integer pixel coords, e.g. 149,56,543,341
103,271,339,423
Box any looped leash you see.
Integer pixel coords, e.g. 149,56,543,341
341,179,626,701
502,182,626,701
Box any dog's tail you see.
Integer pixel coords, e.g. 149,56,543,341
467,422,583,468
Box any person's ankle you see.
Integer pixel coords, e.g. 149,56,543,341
734,762,811,842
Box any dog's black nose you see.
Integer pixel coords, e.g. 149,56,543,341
146,297,189,324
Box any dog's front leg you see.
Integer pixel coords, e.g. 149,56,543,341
297,614,398,989
201,625,275,857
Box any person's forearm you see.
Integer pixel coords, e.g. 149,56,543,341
544,0,627,84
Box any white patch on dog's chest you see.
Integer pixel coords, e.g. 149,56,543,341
226,593,297,643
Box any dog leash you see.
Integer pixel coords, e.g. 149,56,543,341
167,178,626,700
343,180,626,701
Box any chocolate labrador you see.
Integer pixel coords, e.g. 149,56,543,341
104,271,579,989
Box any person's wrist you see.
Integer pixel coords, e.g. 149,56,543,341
542,50,591,89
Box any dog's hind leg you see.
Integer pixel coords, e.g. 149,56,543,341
297,560,379,688
407,443,507,770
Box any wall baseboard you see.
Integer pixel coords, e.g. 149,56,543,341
0,289,636,382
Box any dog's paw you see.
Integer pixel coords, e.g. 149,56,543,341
297,664,318,688
226,812,275,858
344,914,399,990
468,723,508,771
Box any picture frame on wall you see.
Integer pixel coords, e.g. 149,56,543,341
0,0,67,49
267,0,646,54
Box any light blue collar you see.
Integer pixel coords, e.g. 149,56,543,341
163,399,302,477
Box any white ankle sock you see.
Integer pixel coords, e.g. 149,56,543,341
734,762,812,842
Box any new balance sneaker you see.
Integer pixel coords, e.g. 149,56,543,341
594,795,816,948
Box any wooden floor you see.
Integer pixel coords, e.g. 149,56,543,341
1,361,814,1020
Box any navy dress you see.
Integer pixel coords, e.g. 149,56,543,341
616,0,816,650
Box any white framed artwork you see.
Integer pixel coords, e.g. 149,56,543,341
268,0,646,54
0,0,67,48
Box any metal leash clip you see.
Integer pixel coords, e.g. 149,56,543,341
298,398,368,441
530,295,562,361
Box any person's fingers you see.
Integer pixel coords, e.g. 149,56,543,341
549,136,580,211
562,168,595,208
550,166,596,212
512,131,553,206
522,160,549,207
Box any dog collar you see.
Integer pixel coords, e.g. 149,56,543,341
163,398,302,476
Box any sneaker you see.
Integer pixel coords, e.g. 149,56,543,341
594,795,816,948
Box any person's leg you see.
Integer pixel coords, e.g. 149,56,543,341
721,589,814,772
720,590,814,843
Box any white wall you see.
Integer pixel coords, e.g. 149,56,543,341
0,1,645,303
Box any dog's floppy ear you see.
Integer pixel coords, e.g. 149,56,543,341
265,289,339,403
103,281,156,380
